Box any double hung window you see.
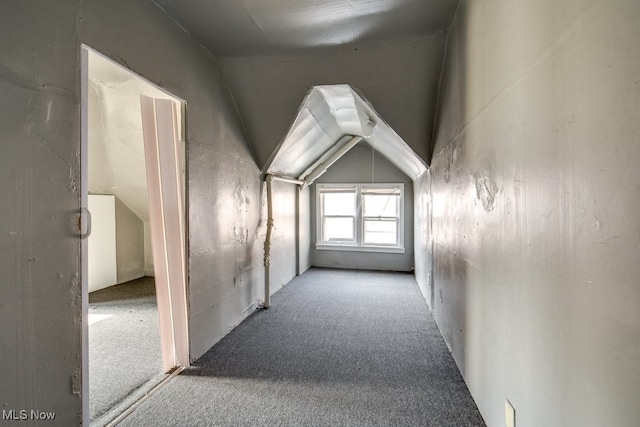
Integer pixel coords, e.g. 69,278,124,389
316,183,404,253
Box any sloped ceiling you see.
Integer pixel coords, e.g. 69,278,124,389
153,0,459,57
152,0,460,166
87,50,179,222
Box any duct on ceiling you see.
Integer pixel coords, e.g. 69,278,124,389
263,84,428,184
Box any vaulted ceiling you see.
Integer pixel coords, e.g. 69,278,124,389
153,0,460,166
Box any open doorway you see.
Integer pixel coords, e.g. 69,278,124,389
80,46,189,426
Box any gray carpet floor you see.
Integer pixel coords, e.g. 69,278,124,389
118,268,486,426
89,277,164,425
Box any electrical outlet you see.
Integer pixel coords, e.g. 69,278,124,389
505,399,516,427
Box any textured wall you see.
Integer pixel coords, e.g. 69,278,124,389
0,2,83,424
413,171,432,307
78,0,297,361
0,1,298,424
311,144,414,271
430,1,640,426
298,186,312,275
269,181,298,289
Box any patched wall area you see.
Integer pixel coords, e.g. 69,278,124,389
430,1,640,426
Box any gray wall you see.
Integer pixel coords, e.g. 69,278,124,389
266,181,298,293
0,2,82,424
79,0,297,361
413,171,433,307
0,1,297,423
311,144,414,271
426,1,640,426
298,186,312,275
220,35,447,169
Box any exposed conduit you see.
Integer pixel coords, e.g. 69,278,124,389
269,174,305,186
262,134,365,308
262,174,304,308
301,135,362,189
263,175,274,308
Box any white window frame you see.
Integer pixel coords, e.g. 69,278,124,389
316,183,405,253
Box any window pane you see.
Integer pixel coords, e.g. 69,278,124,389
364,219,397,244
323,217,354,242
363,194,398,217
323,192,356,216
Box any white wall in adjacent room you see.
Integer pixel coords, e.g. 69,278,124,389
88,195,117,292
114,197,145,284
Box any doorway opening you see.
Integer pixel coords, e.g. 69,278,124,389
80,46,189,426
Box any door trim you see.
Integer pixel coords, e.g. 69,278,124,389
80,44,189,426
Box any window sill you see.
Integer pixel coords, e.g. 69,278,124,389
315,244,405,254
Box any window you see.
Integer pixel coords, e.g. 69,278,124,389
316,184,404,253
320,188,356,244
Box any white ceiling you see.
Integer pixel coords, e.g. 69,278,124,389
153,0,459,57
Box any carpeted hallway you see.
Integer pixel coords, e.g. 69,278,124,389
118,268,485,426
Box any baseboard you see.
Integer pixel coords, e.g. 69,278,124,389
116,272,145,285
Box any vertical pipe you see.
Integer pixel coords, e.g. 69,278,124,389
263,177,274,308
295,186,300,276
